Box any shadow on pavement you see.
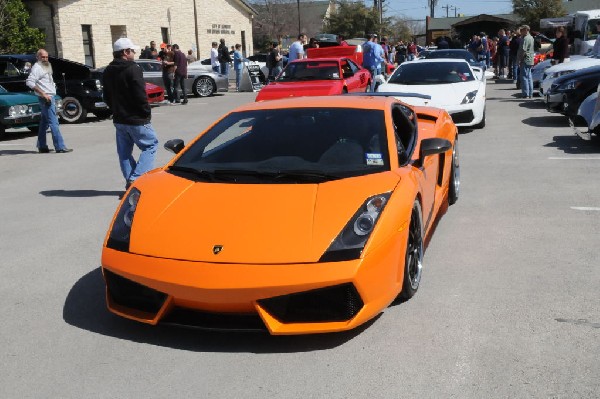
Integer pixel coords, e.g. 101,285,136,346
544,134,600,154
63,267,372,353
522,115,570,128
0,149,39,155
40,189,123,198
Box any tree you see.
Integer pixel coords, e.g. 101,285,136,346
512,0,567,31
0,0,45,54
325,1,385,38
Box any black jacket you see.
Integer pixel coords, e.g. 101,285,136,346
102,59,150,125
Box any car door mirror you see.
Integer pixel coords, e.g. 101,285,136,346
419,138,451,161
164,139,185,154
343,71,354,79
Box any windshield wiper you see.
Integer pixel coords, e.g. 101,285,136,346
168,165,221,182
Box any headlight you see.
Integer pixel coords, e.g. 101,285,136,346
461,90,478,104
558,80,581,91
106,188,141,252
8,105,28,117
319,193,391,262
8,106,16,117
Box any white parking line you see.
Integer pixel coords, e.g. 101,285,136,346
549,157,600,160
571,207,600,211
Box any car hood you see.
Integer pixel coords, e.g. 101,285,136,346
377,81,481,107
0,92,39,106
546,57,600,74
128,170,400,263
256,81,340,101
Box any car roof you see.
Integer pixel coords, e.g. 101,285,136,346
239,95,398,111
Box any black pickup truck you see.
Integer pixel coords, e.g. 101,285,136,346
0,54,110,123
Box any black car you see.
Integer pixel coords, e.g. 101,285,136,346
545,65,600,117
0,54,109,123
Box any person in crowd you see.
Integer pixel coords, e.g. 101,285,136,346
289,33,307,61
337,35,348,46
468,34,480,59
25,49,73,153
489,37,498,76
478,32,489,66
233,44,244,91
496,29,510,78
141,41,158,59
380,37,389,62
210,41,220,73
517,25,535,99
407,41,417,61
218,38,232,75
437,36,449,49
172,44,188,105
592,21,600,57
509,31,521,82
268,41,283,81
102,38,158,189
363,34,385,91
305,37,319,55
552,26,569,64
395,41,407,65
161,44,175,104
186,49,196,64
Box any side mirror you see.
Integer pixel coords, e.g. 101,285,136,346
419,138,451,161
343,71,354,79
164,139,185,154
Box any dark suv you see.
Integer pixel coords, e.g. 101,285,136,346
0,54,109,123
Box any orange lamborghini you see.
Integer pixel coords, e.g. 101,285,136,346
101,94,460,335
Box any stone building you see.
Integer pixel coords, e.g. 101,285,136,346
23,0,257,68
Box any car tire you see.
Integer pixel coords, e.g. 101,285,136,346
28,126,39,133
398,199,424,301
448,137,460,205
60,96,87,123
474,108,486,129
93,110,112,120
193,76,215,97
342,87,348,94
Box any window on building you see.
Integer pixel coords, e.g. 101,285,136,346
161,28,170,45
110,25,127,45
81,25,95,68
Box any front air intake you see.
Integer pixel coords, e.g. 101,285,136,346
104,269,167,314
258,283,363,323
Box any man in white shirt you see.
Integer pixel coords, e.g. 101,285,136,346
288,33,307,62
25,49,72,153
210,42,220,73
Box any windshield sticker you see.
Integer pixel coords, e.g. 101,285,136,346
332,72,340,78
366,153,384,165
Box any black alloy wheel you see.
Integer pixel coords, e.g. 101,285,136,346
399,200,424,301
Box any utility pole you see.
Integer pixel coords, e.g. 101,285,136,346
429,0,438,18
451,6,459,17
442,4,450,18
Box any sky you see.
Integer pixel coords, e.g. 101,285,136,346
383,0,515,20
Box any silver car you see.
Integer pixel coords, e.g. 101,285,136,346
135,59,228,97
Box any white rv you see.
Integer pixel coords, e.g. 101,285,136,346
540,9,600,55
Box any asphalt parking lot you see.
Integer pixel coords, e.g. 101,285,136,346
1,83,599,398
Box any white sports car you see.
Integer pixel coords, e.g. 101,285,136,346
377,59,486,128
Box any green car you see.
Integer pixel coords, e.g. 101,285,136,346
0,84,47,138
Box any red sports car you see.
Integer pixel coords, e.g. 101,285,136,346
255,57,371,101
145,82,164,104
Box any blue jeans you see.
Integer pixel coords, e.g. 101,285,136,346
220,62,229,75
114,123,158,183
235,68,242,90
37,97,66,150
212,65,219,73
511,55,519,81
521,64,533,97
163,73,174,103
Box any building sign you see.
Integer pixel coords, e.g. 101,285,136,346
207,24,235,35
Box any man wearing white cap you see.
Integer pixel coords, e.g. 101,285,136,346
102,37,159,190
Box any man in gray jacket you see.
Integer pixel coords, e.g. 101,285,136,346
25,49,72,153
517,25,535,99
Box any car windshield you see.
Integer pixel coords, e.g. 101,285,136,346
171,108,390,183
424,50,477,64
388,62,475,85
276,61,340,81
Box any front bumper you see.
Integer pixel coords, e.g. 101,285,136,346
445,101,484,127
101,229,407,335
546,92,566,113
2,113,41,128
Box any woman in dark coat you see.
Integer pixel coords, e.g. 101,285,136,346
552,26,570,64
